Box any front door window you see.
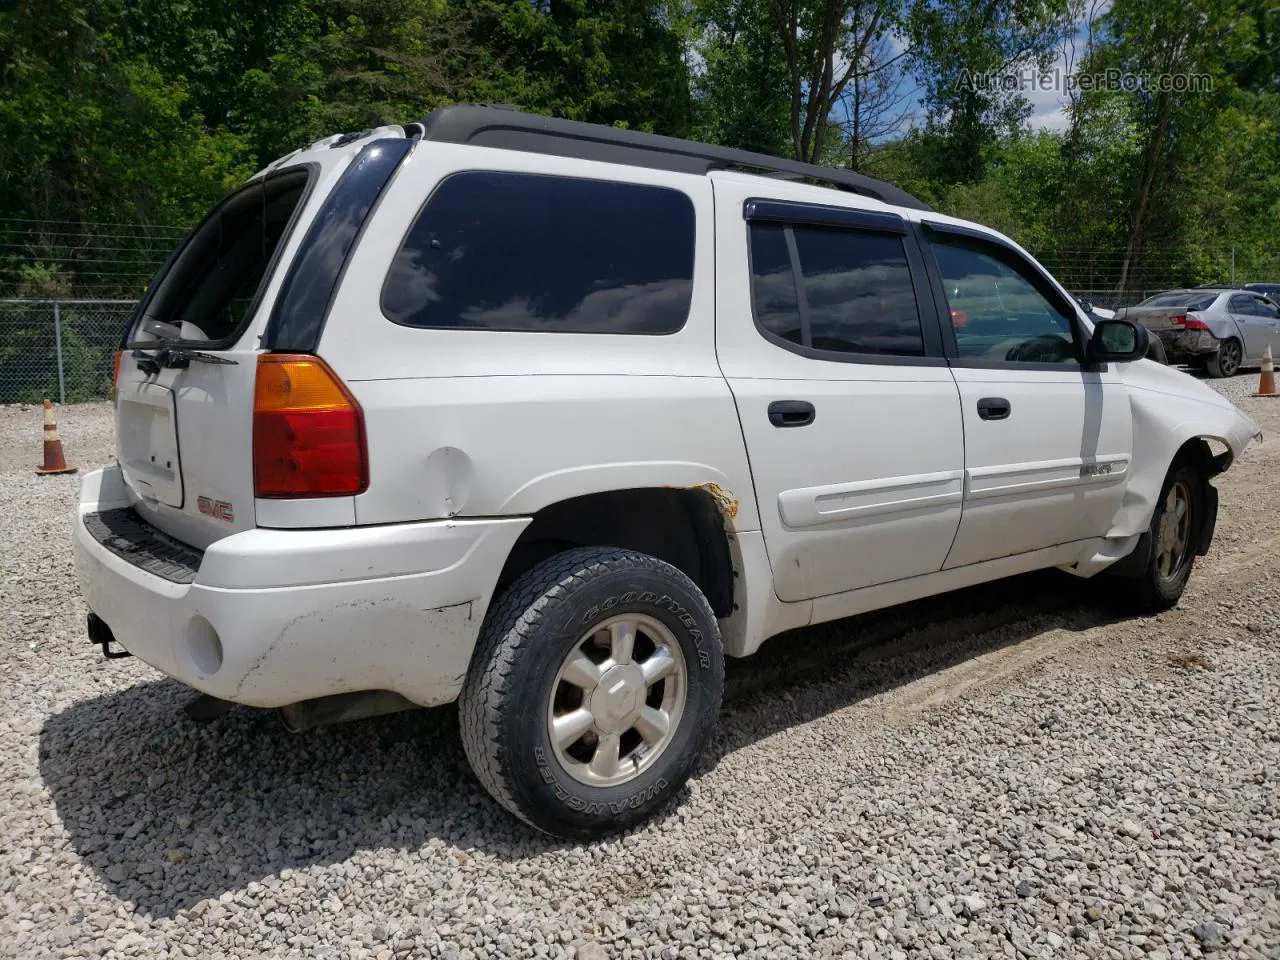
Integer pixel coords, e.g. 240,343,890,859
930,239,1080,365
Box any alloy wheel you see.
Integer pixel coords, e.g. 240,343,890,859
1155,480,1192,581
546,614,687,787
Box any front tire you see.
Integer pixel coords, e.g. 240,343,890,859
1205,337,1242,378
1129,462,1203,612
459,547,724,838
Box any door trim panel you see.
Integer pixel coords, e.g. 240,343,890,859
965,454,1130,501
778,470,964,528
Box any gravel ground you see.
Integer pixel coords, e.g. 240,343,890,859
1,376,1278,960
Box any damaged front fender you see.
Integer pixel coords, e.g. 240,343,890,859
1106,365,1259,541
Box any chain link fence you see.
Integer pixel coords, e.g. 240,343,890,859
0,300,135,404
1069,289,1166,311
0,283,1268,405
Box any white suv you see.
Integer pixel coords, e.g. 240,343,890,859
75,106,1260,838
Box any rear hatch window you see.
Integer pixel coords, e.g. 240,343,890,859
115,166,314,546
128,169,311,347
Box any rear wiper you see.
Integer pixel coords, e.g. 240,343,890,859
126,318,238,373
167,348,238,367
129,345,238,374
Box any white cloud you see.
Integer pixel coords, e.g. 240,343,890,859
1025,1,1112,132
892,3,1110,134
1024,62,1073,132
1029,104,1073,132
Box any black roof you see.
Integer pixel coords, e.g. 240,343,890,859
417,104,931,212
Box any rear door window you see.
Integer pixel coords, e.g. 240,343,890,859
1252,297,1280,318
382,172,695,334
748,224,802,343
747,222,925,357
129,168,312,346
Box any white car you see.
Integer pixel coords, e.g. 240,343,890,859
75,106,1260,838
1075,297,1115,320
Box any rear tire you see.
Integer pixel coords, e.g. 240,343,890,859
1205,337,1242,378
459,546,724,839
1129,462,1202,612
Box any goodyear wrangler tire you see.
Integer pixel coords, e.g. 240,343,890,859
459,546,724,838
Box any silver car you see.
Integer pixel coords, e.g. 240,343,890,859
1116,288,1280,377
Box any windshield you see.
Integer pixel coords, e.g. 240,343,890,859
1137,292,1219,310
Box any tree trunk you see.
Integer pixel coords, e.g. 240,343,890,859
1116,83,1175,298
778,1,803,159
850,71,862,170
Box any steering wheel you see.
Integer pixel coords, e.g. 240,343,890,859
1005,335,1074,363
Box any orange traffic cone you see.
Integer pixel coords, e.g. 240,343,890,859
1255,345,1278,398
35,399,77,475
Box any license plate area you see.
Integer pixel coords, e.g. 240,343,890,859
118,382,184,508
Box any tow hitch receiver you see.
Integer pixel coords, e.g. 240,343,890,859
88,612,132,659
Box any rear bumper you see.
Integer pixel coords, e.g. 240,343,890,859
73,466,528,708
1154,329,1219,358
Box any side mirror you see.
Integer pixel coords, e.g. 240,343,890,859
1087,318,1149,364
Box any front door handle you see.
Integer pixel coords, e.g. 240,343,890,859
976,397,1011,421
768,400,816,428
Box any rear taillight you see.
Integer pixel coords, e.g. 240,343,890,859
1183,316,1210,331
1170,314,1186,326
253,354,368,498
111,351,123,399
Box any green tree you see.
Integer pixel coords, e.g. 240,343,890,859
1082,0,1253,293
495,0,695,135
694,0,910,164
905,0,1071,183
0,0,253,226
694,0,792,154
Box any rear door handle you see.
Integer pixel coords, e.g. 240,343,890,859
976,397,1011,421
768,400,816,428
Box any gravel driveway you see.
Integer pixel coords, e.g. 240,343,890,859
1,378,1277,960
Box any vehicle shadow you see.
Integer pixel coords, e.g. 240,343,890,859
39,570,1133,917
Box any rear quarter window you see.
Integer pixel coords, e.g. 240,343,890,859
382,171,696,334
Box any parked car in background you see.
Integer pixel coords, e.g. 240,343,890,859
1194,281,1280,308
1078,297,1171,362
1075,297,1115,320
74,107,1260,838
1116,288,1280,377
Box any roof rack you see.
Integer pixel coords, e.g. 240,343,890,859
417,104,932,212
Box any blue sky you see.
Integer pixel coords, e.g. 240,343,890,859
885,3,1111,136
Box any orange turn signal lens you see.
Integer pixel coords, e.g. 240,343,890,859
253,354,367,498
